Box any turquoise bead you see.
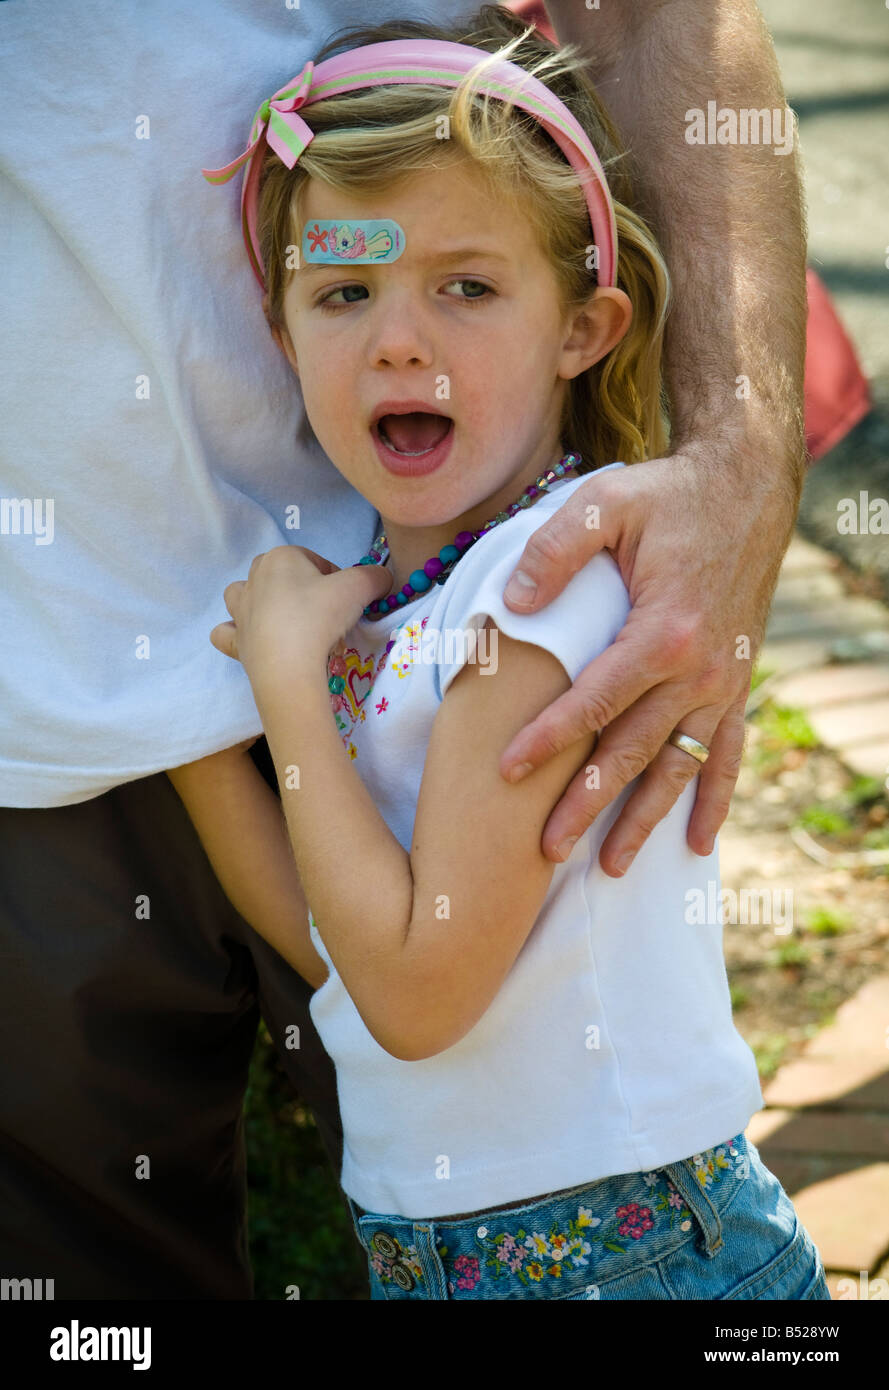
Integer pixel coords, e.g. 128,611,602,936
439,544,459,565
409,569,432,592
328,675,345,693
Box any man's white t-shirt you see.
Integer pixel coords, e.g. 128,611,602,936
0,0,475,807
308,467,764,1218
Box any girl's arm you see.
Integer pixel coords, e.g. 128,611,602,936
255,619,597,1060
166,745,329,990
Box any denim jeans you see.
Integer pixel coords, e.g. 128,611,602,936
345,1134,832,1300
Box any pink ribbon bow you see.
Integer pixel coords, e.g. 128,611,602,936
201,60,316,186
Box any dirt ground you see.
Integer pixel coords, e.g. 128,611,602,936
721,674,889,1080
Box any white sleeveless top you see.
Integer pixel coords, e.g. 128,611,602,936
308,466,764,1218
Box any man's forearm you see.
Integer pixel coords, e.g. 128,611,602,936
545,0,808,499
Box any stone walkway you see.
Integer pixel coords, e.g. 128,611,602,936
743,532,889,1298
756,533,889,781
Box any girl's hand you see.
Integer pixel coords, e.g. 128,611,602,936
210,545,392,689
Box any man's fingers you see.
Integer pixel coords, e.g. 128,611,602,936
591,713,721,876
686,692,749,855
499,632,669,781
501,473,627,612
537,697,721,870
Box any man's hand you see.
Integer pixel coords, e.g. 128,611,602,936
499,441,803,876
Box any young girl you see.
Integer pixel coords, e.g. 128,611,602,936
171,8,831,1301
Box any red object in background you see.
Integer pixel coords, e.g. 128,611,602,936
506,0,872,462
802,267,871,460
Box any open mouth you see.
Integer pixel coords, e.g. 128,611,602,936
374,412,453,457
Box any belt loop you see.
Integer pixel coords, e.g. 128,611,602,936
661,1160,724,1256
413,1223,448,1299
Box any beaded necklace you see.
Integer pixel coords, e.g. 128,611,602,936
327,451,581,698
355,451,582,621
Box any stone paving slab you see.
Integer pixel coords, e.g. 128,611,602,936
748,1106,889,1156
838,738,889,780
771,977,889,1061
790,1165,889,1274
774,662,889,707
759,977,889,1109
802,699,889,752
764,602,888,642
757,1059,889,1111
759,536,889,777
744,978,889,1275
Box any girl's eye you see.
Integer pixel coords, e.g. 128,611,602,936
317,284,368,310
443,278,492,304
316,278,493,312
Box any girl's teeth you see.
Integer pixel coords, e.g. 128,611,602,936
379,424,435,457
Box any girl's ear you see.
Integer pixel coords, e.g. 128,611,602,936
559,287,633,380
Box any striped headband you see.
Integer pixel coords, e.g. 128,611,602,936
201,37,618,291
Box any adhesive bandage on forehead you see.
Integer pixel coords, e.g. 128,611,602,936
302,219,406,264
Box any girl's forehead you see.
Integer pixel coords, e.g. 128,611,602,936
301,161,502,223
298,165,539,261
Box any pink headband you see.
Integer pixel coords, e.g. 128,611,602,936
202,37,618,291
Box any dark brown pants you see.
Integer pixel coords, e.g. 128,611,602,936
0,742,343,1298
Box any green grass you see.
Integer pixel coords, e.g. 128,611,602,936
804,906,849,937
729,983,750,1011
847,775,885,807
798,805,854,837
769,939,811,968
750,662,775,693
244,1023,369,1301
756,704,819,750
748,700,819,775
752,1033,790,1079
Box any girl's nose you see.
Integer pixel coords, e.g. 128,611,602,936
366,291,435,370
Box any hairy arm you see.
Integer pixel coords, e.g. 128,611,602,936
496,0,807,873
546,0,807,475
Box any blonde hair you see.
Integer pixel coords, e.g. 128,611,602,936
257,5,671,470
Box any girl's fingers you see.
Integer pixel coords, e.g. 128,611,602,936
295,546,342,577
210,621,239,661
223,580,245,619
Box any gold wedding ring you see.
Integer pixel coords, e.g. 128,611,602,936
668,730,710,764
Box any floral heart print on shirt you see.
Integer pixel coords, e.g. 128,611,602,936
328,646,376,742
327,617,432,752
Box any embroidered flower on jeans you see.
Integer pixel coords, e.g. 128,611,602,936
615,1202,654,1240
453,1254,481,1291
408,1139,742,1295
